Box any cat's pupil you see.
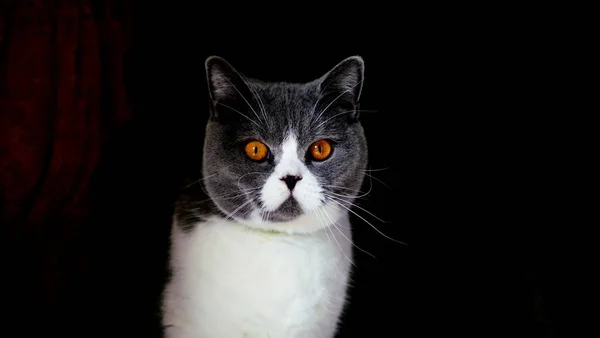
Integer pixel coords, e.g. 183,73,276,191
253,147,258,155
317,145,322,153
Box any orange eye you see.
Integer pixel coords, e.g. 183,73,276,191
244,140,269,161
309,139,333,161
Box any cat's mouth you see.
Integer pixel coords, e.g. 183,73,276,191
260,197,304,223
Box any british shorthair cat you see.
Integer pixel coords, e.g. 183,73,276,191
162,55,368,338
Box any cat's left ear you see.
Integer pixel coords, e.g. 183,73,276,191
319,56,365,105
205,56,255,122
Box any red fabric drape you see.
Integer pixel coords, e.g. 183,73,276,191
0,0,133,327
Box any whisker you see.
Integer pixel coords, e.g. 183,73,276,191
181,172,219,189
317,208,356,268
320,212,334,245
362,172,391,190
324,191,368,201
323,171,374,199
323,184,369,194
313,110,356,130
313,109,378,130
221,76,264,126
311,77,366,127
206,199,256,244
212,101,263,130
321,206,376,260
308,90,329,117
327,197,407,246
218,189,261,200
237,172,263,192
193,174,258,201
219,198,255,224
325,193,389,224
192,188,261,203
325,186,372,200
247,83,269,128
360,167,390,172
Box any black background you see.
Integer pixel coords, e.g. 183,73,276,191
3,3,563,338
114,9,553,336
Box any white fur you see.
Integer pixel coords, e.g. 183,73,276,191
162,214,353,338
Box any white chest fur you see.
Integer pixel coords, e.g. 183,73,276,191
162,216,353,338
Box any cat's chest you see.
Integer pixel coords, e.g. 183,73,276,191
165,217,352,337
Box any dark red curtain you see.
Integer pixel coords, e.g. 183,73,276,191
0,0,140,334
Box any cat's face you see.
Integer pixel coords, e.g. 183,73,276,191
202,56,367,233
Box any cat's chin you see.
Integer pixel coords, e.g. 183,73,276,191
236,202,344,235
260,197,304,223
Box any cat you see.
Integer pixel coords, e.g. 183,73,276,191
161,55,368,338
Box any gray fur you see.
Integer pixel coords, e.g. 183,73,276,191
177,56,368,227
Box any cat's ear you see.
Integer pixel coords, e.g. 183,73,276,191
319,56,365,105
205,56,253,121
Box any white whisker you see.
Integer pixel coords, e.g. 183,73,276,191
313,109,377,130
193,174,258,201
192,188,261,204
311,77,365,127
326,186,372,199
360,167,390,172
325,193,389,224
321,206,376,260
237,172,263,192
308,90,329,117
215,189,261,201
323,184,368,194
213,101,263,130
323,171,374,199
317,207,355,268
181,172,219,189
218,198,255,224
247,83,269,128
313,110,355,130
362,172,391,190
327,197,407,246
222,76,264,127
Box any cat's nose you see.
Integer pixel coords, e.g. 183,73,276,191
280,175,302,190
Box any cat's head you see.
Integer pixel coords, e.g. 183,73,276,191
202,56,368,233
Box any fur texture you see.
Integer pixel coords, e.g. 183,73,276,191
162,56,368,338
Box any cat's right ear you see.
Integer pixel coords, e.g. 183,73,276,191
318,56,365,105
205,56,251,121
